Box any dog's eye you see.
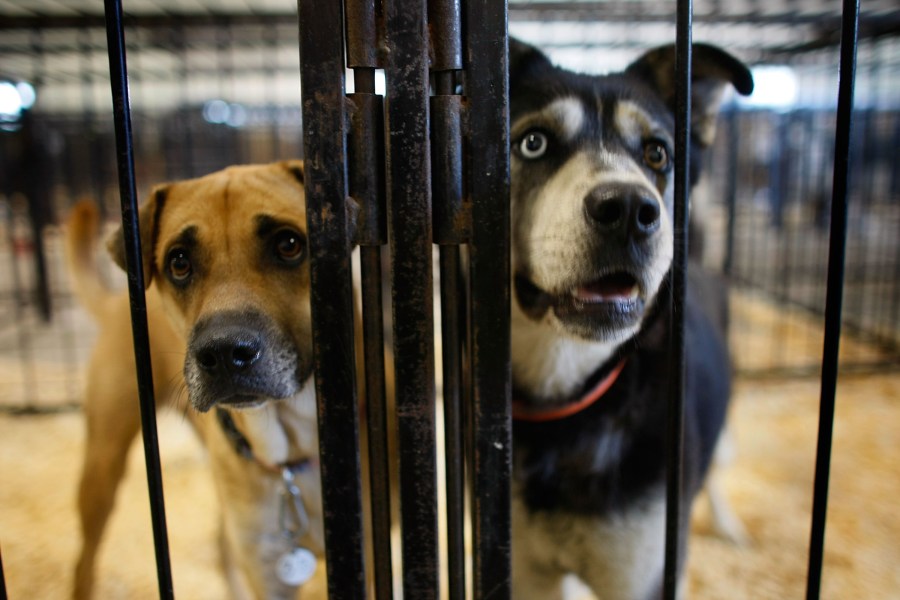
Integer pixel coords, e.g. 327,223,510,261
518,131,548,159
273,229,306,264
643,141,670,171
167,248,192,282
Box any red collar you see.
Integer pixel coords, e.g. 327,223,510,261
512,359,627,422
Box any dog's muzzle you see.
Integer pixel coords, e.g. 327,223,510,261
185,310,305,412
583,182,661,242
514,183,668,340
194,323,263,380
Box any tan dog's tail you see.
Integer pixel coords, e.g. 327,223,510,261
65,200,115,320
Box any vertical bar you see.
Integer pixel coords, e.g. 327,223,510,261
806,0,859,597
723,109,739,276
297,1,367,598
432,74,467,600
102,1,174,597
348,64,394,599
465,2,511,598
439,246,466,600
174,24,195,179
429,0,463,71
264,21,281,162
6,199,37,406
384,0,439,595
0,545,6,599
664,0,691,597
22,30,52,323
793,111,813,316
345,0,382,68
360,245,394,600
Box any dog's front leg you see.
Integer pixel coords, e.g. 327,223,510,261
73,362,144,600
511,498,568,600
198,414,312,600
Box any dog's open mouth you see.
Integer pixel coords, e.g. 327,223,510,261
515,272,645,335
219,393,267,409
571,272,640,304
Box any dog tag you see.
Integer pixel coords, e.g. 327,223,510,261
276,547,317,587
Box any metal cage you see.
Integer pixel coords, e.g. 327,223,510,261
0,0,888,598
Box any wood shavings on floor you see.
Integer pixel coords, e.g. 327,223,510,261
1,372,897,599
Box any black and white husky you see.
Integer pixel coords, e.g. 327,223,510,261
508,39,753,599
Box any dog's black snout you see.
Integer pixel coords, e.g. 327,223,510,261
585,185,661,239
194,328,262,376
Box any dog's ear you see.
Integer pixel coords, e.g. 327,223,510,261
106,184,168,285
625,43,754,147
509,37,554,87
279,159,305,186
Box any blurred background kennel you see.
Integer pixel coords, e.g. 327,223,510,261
1,0,898,599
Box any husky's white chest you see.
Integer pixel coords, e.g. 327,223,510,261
511,486,667,600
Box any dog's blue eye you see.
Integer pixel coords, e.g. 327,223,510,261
519,131,548,159
167,249,192,281
274,229,306,264
643,141,670,171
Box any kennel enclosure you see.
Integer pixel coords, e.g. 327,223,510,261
0,0,898,598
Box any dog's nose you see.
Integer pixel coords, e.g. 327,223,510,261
194,330,262,376
584,185,661,239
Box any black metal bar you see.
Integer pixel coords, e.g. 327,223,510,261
439,247,467,600
464,2,512,598
348,65,394,600
384,0,439,597
360,245,394,600
664,0,691,597
429,0,463,71
296,1,368,598
102,1,174,597
174,24,195,179
5,199,37,407
348,82,387,248
0,544,6,600
806,0,860,597
433,71,467,600
722,109,739,276
345,0,382,69
432,87,467,246
19,19,51,327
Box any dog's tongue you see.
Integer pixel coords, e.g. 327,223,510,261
573,274,638,302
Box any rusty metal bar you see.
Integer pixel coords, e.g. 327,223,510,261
296,1,367,597
102,1,174,598
359,245,393,600
345,0,382,68
664,0,692,597
348,83,387,248
806,0,859,597
429,0,463,71
384,0,439,597
432,70,467,600
464,2,512,598
348,65,394,600
432,87,467,246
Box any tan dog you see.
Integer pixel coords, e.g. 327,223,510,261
67,161,326,599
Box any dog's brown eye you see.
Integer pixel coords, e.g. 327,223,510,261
643,141,669,171
167,249,192,281
274,229,306,264
519,131,548,159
